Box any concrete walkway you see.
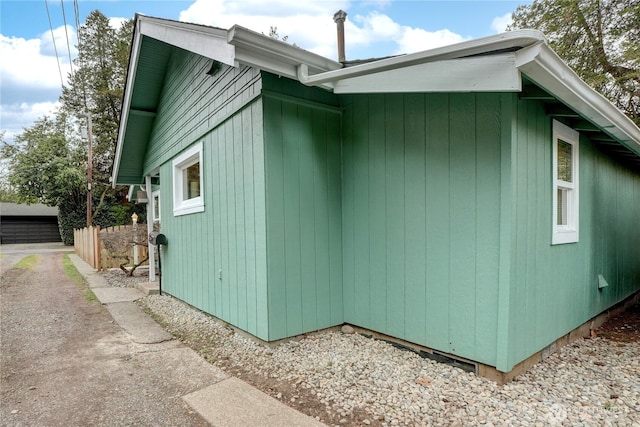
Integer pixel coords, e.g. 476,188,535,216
68,254,324,427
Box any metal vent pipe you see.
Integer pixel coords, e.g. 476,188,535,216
333,10,347,62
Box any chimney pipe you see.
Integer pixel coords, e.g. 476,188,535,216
333,10,347,62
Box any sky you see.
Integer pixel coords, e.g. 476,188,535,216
0,0,529,144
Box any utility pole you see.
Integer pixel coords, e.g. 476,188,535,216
86,113,93,227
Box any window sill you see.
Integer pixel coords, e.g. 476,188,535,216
173,202,204,216
552,229,578,245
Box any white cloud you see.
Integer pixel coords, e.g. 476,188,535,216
395,27,467,54
40,25,77,60
0,28,74,96
179,0,350,23
179,0,351,58
348,11,468,55
1,101,60,144
0,26,74,144
109,17,128,31
178,0,468,59
491,12,512,33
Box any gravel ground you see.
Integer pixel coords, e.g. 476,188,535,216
102,270,640,426
101,267,149,287
1,255,207,426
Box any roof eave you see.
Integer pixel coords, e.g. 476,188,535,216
297,29,546,86
138,15,235,66
112,15,144,188
228,25,341,86
515,43,640,156
113,18,343,187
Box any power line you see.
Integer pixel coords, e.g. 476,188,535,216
71,0,94,227
59,0,74,78
73,0,81,39
44,0,65,89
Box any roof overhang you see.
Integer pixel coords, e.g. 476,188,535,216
515,42,640,157
294,29,639,158
113,19,640,187
112,15,341,187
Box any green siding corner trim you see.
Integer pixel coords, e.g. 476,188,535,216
261,72,340,108
159,100,269,341
263,92,343,341
261,90,342,115
495,93,517,372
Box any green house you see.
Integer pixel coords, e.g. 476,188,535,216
113,15,640,379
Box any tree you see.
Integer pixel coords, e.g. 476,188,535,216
1,116,85,206
61,11,133,186
268,26,289,42
509,0,640,126
0,133,19,202
0,115,86,243
2,11,139,243
58,11,135,231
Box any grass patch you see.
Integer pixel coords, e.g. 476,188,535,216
62,254,97,303
14,255,40,270
83,288,98,303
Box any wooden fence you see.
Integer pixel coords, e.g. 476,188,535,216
74,226,101,270
74,224,149,271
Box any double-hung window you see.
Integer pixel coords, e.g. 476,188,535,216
173,141,204,216
552,120,579,244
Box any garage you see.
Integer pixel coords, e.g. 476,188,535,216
0,202,61,244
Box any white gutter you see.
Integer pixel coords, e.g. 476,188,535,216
516,42,640,155
293,27,639,154
297,30,546,86
227,25,341,87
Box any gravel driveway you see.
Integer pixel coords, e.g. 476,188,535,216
0,252,208,426
119,267,639,427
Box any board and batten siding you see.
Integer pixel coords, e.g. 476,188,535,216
261,74,344,341
503,97,640,371
341,93,505,367
147,49,269,340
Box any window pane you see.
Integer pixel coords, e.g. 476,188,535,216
557,188,567,226
557,139,572,182
185,162,200,200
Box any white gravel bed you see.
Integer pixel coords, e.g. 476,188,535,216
101,267,149,288
138,294,639,426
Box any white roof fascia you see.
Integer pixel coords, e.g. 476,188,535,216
112,17,143,188
297,30,546,87
228,25,341,89
333,53,521,94
138,16,235,66
516,43,640,155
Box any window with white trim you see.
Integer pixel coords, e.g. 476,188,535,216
552,120,579,244
172,142,204,216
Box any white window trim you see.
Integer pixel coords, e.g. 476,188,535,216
152,189,161,222
552,120,579,245
172,141,204,216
